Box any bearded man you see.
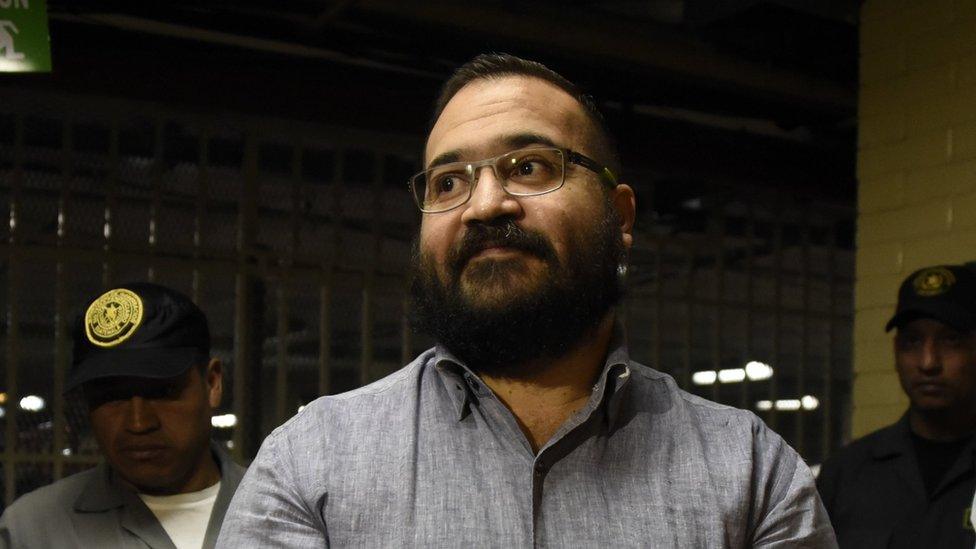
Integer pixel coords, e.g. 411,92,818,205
217,53,836,548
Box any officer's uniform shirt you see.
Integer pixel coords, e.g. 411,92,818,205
817,415,976,548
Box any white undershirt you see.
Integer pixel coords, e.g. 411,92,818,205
138,481,220,549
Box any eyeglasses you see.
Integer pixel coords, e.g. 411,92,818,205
408,146,618,213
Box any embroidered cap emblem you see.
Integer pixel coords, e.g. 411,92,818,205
912,267,956,297
85,288,144,347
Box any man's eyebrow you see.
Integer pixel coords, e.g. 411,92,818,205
428,150,461,170
502,132,558,150
426,133,560,169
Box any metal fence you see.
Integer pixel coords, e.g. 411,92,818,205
0,88,854,511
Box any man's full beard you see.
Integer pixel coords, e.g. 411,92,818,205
409,204,627,378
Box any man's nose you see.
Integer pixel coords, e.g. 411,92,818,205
459,165,522,224
124,396,160,433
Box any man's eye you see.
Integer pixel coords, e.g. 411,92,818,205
511,158,554,180
517,161,538,175
431,174,464,196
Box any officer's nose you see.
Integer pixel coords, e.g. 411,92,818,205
459,165,522,224
918,338,942,374
124,396,161,434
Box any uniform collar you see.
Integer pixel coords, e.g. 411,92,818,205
73,462,175,549
73,462,127,512
870,413,912,460
871,412,976,499
74,440,239,512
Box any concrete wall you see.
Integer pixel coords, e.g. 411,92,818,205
854,0,976,436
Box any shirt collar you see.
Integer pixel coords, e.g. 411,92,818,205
431,319,634,424
432,345,478,422
74,441,238,512
870,413,915,459
74,462,128,512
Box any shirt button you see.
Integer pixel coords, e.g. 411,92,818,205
464,373,486,396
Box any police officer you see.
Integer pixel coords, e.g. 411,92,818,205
818,264,976,548
0,282,244,548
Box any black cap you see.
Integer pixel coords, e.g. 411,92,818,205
885,265,976,332
67,282,210,391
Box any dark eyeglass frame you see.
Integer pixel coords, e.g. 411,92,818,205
408,146,618,214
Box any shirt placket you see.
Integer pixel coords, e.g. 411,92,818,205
456,361,631,547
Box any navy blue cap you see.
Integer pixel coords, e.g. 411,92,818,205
885,265,976,332
67,282,210,391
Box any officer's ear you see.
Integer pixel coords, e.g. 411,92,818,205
204,358,222,409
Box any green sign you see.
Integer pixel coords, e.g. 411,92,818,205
0,0,50,72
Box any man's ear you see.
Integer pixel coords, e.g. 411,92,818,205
611,184,636,251
205,358,223,409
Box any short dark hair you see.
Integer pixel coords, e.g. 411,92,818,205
430,53,621,177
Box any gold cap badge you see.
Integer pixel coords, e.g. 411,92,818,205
912,267,956,297
85,288,144,348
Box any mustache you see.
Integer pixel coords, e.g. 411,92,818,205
447,219,557,274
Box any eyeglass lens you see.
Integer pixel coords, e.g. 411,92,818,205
414,148,564,212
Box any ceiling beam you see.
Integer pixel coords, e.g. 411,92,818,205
357,0,855,113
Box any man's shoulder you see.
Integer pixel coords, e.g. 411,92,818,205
628,361,812,506
627,360,801,479
264,349,436,441
2,466,99,522
629,361,768,432
314,348,433,405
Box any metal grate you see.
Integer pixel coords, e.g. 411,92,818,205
0,88,853,511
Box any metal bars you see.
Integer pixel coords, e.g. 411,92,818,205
4,116,23,507
0,92,854,511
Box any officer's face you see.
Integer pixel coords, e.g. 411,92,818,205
85,359,222,495
894,318,976,415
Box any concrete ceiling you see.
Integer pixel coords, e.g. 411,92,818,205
32,0,858,200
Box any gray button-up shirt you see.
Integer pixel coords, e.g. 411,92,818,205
218,339,836,547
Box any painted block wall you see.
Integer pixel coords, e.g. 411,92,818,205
854,0,976,437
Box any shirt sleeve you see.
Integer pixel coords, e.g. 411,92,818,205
0,510,14,549
215,431,328,547
750,422,839,548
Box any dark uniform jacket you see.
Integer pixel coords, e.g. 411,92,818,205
817,415,976,548
0,442,245,549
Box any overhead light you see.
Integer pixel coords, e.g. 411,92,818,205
755,395,820,412
19,395,45,412
0,392,7,405
692,371,717,385
718,368,746,383
211,414,237,428
745,361,774,381
694,361,775,386
777,399,802,411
